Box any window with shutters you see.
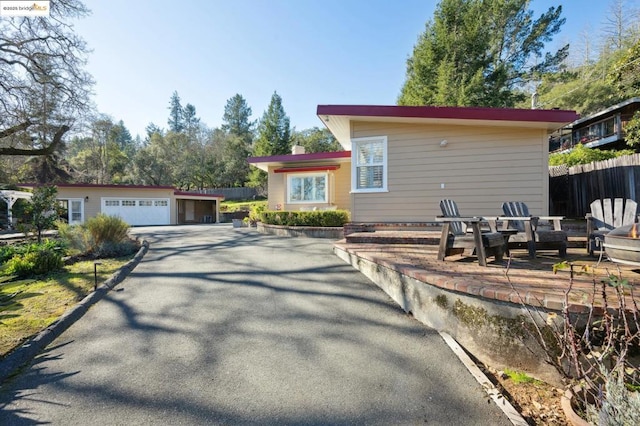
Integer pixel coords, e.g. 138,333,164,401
351,136,387,192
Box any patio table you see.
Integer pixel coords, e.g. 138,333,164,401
435,216,492,266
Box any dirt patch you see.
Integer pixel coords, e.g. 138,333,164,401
481,364,569,425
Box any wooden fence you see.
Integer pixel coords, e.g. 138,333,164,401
549,154,640,218
195,187,258,200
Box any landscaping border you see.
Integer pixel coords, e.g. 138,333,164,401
0,240,149,383
257,222,344,239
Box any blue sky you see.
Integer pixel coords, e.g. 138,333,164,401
73,0,630,139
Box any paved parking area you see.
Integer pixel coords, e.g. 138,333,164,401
0,225,510,425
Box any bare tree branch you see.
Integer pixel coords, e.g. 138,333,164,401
0,125,69,155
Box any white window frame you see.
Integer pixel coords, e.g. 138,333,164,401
58,198,84,225
351,136,388,193
287,172,328,204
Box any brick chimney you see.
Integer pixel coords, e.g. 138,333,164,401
292,144,306,155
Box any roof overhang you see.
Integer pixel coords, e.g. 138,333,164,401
274,165,340,173
247,151,351,172
569,97,640,128
316,105,580,150
174,191,225,201
18,183,225,201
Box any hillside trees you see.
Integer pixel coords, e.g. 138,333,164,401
248,92,291,191
0,0,93,157
67,117,134,184
290,127,342,153
215,94,255,187
528,0,640,114
398,0,567,107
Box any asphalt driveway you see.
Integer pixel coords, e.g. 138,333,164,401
0,225,510,425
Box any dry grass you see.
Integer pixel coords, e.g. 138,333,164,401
0,258,131,357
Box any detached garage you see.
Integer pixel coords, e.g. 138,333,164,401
101,198,170,226
21,184,224,226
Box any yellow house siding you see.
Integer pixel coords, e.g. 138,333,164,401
351,121,549,222
267,167,286,210
267,163,351,211
332,165,351,210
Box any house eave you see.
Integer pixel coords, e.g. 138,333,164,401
317,104,580,150
248,151,351,172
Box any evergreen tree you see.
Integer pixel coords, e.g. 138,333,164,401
183,103,200,135
249,92,291,191
398,0,567,108
145,123,163,141
110,120,133,151
167,91,184,132
221,94,255,144
253,92,290,156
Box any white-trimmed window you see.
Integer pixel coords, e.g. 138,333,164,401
122,200,136,207
351,136,387,192
287,173,328,203
57,199,84,225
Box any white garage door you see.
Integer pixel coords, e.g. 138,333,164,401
101,198,170,226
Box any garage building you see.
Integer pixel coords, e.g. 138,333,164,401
21,184,224,226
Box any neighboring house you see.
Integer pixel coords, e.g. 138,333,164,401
249,105,578,222
19,184,224,226
550,97,640,152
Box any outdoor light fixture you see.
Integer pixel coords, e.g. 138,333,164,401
439,139,448,147
85,196,89,201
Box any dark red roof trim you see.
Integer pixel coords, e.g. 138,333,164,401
247,150,350,164
316,104,579,123
274,165,340,173
22,183,176,190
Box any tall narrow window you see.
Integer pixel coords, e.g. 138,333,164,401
351,136,387,192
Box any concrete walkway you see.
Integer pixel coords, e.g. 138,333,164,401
0,225,510,425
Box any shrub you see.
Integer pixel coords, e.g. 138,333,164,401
93,240,139,258
4,247,63,277
86,214,130,246
507,263,640,423
56,220,92,254
259,210,349,227
0,245,17,264
549,144,634,166
248,202,267,223
1,239,65,264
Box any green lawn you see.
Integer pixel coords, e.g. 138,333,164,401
220,199,267,212
0,257,132,357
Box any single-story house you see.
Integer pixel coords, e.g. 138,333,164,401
247,145,351,211
19,184,224,226
249,105,579,222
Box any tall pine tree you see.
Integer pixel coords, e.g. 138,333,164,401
253,91,290,156
249,91,291,190
221,93,255,144
398,0,567,108
167,91,184,132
